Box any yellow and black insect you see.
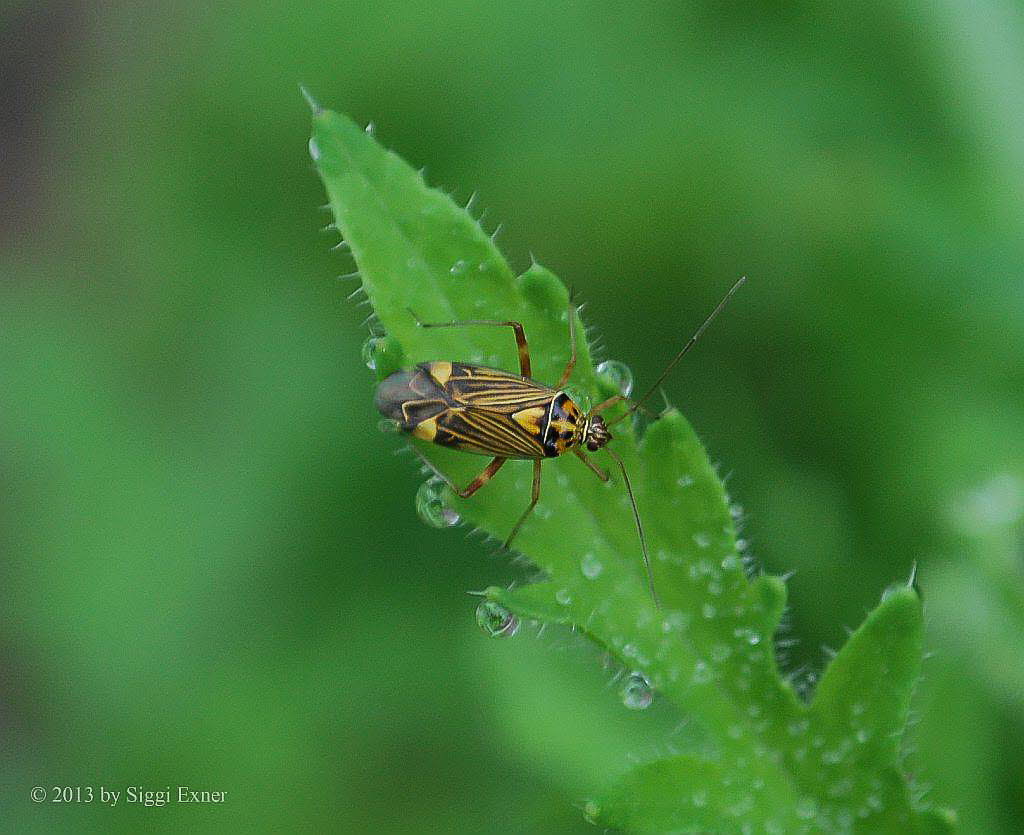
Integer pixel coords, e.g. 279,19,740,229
375,278,746,606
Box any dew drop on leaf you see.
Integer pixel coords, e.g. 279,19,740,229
377,418,401,434
661,611,689,632
475,600,519,638
788,719,810,736
693,660,712,684
308,137,321,161
555,588,572,605
361,335,382,370
621,671,653,710
580,552,603,579
711,643,732,662
415,479,460,529
795,797,819,819
677,474,695,487
449,259,468,275
595,360,633,396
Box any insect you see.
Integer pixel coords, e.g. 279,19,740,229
375,277,746,607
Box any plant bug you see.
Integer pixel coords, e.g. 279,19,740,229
375,277,746,607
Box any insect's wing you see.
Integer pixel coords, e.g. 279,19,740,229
426,363,557,458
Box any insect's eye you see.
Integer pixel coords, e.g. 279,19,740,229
587,440,599,451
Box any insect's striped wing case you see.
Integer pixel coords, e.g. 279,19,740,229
376,361,558,459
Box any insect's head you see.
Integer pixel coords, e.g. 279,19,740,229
584,415,611,451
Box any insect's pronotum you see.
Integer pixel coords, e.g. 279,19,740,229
375,278,746,607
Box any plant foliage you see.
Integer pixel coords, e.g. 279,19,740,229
307,96,953,833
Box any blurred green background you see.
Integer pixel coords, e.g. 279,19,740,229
2,1,1022,832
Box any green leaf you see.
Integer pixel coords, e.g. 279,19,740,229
308,100,950,832
587,756,798,833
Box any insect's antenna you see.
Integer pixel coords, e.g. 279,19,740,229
605,446,661,609
607,276,747,428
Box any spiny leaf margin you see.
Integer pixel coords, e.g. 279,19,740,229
306,100,952,833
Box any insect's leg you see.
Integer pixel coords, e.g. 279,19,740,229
408,309,532,377
503,459,542,550
456,456,507,498
590,394,659,421
589,394,624,416
409,445,506,497
573,448,609,482
554,290,578,389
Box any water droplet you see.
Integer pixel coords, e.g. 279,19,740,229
555,588,572,605
693,532,710,549
582,801,600,824
361,335,382,370
795,797,818,820
595,360,633,396
721,554,740,571
711,643,732,663
691,788,707,807
701,603,716,619
415,479,460,528
477,261,489,273
733,627,761,645
856,728,870,744
377,418,401,434
677,474,695,487
308,137,321,161
661,611,689,632
621,672,653,710
580,552,603,579
475,600,519,637
449,259,468,275
730,503,744,519
692,661,712,684
707,581,722,596
736,538,749,551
